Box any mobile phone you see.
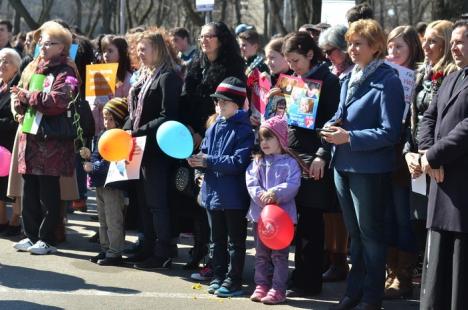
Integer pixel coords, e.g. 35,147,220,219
315,127,335,133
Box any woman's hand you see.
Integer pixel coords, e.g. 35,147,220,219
405,152,422,178
10,86,30,103
309,157,325,181
187,153,207,168
321,126,350,145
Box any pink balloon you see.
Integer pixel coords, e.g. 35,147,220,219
0,146,12,177
258,204,294,250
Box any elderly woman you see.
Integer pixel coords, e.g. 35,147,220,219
318,24,354,283
12,22,79,255
319,25,354,80
0,48,21,236
321,19,406,310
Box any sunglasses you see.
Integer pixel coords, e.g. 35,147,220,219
323,47,337,56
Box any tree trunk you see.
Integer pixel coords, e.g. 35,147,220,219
101,0,111,33
234,0,241,25
181,0,204,27
311,0,321,24
293,0,308,30
7,0,39,30
75,0,82,30
13,10,20,34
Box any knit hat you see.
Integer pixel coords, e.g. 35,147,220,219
103,97,128,125
261,116,288,150
210,77,247,108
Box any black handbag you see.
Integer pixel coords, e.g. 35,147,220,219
172,160,199,199
38,109,77,140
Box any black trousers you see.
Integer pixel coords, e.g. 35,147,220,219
290,206,324,294
22,174,61,245
206,208,247,284
136,157,172,258
420,229,467,310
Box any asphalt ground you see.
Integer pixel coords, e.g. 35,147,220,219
0,193,420,310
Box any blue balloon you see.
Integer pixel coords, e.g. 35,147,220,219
156,121,194,159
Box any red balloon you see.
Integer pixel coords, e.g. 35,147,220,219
258,204,294,250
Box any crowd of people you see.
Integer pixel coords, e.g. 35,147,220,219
0,3,467,309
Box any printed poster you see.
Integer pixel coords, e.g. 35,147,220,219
247,68,271,120
386,61,416,122
266,74,322,129
105,136,146,185
22,74,46,134
85,63,118,134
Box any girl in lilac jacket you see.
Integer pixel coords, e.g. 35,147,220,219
245,116,305,305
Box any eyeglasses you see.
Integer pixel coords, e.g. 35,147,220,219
0,58,12,66
41,41,61,48
323,47,337,56
214,98,233,105
198,34,217,41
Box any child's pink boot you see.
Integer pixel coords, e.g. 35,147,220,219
261,288,286,305
250,285,269,302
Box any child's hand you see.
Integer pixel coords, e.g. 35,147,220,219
195,175,204,187
260,190,276,205
83,162,93,173
79,147,91,160
187,154,207,168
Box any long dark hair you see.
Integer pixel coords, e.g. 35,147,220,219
100,35,131,83
283,31,325,67
201,21,242,66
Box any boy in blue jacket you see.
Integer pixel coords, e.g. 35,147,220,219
188,77,255,297
80,97,128,266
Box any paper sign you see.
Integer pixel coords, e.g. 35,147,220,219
85,63,118,97
34,43,79,60
411,173,427,196
196,0,214,11
386,61,416,122
105,136,147,185
269,74,322,129
22,74,46,134
247,69,271,121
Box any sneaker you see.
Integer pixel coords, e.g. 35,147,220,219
72,199,87,212
191,265,214,281
215,278,244,298
250,285,269,302
133,256,171,270
28,240,57,255
97,256,123,266
13,238,34,252
207,279,223,294
261,288,286,305
89,252,106,263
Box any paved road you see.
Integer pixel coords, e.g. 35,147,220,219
0,196,420,310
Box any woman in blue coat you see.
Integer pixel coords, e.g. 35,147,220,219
321,19,405,310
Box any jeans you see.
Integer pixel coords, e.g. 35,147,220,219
385,182,417,252
22,174,61,245
253,223,290,292
206,208,247,284
334,170,389,304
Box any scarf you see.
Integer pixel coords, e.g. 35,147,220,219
346,59,385,104
129,66,162,130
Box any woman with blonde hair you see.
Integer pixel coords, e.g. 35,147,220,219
321,19,406,309
124,29,183,270
11,22,80,255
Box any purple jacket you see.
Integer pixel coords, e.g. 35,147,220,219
245,154,301,224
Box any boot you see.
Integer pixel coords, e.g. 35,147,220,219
322,253,349,282
384,250,416,299
385,247,398,289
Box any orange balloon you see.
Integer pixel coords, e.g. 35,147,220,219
98,129,133,161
